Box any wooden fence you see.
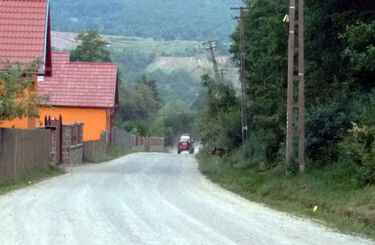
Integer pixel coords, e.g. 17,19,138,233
0,125,166,182
112,128,165,152
83,133,108,161
0,128,50,181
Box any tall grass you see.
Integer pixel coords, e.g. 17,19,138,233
197,151,375,239
0,165,63,195
84,146,130,163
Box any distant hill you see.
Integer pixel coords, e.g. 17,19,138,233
51,31,240,107
145,56,239,85
50,0,242,41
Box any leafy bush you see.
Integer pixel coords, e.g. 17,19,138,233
194,75,241,149
339,123,375,184
239,134,269,169
195,108,241,149
306,103,351,165
337,92,375,184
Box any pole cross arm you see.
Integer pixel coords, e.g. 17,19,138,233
230,7,250,10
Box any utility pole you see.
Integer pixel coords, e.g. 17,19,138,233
285,0,305,173
298,0,305,174
231,7,249,145
218,69,228,83
203,40,220,83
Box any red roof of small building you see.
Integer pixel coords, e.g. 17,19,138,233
0,0,51,74
38,52,118,108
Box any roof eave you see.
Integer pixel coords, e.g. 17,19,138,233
113,66,118,108
42,0,50,75
45,105,115,109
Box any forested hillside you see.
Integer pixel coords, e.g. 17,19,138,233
50,0,241,41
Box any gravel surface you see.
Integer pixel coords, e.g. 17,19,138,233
0,153,373,245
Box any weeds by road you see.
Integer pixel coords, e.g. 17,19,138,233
0,165,63,196
84,146,131,163
197,151,375,239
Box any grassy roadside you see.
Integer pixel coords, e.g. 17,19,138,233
0,165,64,196
197,151,375,240
84,146,131,163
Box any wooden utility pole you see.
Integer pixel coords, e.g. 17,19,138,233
218,69,228,83
297,0,305,174
286,0,305,173
231,7,249,145
203,40,220,83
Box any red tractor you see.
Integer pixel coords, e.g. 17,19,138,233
177,135,195,154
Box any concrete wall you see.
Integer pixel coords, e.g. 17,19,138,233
0,128,50,181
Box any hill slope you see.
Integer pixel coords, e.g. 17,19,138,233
50,0,242,41
51,31,239,107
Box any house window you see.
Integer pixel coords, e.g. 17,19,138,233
37,76,45,82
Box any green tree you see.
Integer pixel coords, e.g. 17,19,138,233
115,77,163,135
70,30,112,62
225,0,375,168
228,0,288,165
161,105,196,145
117,83,160,122
195,75,241,149
339,20,375,92
138,75,163,105
0,61,41,120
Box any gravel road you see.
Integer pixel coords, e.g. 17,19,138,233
0,153,373,245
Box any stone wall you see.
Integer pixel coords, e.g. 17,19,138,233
132,135,146,152
46,117,62,165
61,123,83,164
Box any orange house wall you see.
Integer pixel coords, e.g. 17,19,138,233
39,107,110,141
0,117,30,129
0,76,113,141
0,107,110,141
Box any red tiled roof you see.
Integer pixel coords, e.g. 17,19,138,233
38,52,117,108
0,0,50,73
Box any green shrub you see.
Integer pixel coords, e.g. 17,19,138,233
306,103,351,165
239,132,281,170
338,92,375,184
339,123,375,184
